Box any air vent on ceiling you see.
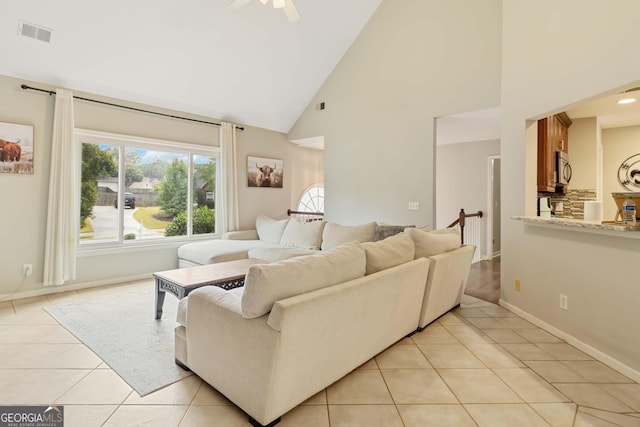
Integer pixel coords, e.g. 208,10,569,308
18,21,53,43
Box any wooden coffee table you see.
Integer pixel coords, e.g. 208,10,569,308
153,258,267,319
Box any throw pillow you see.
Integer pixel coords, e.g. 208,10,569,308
280,219,326,250
255,215,289,244
373,223,415,241
241,242,366,318
361,232,415,275
321,221,376,250
405,227,461,259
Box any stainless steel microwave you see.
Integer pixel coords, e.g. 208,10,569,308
557,151,571,185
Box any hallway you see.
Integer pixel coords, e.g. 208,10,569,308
465,257,501,304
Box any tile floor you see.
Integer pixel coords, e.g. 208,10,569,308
1,281,639,426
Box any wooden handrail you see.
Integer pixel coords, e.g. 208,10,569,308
447,209,483,244
287,209,324,217
287,209,324,222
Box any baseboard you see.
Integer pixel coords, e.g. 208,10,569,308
500,299,640,383
0,273,153,302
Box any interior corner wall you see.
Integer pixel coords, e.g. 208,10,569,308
0,74,321,299
288,0,502,227
501,0,640,374
436,139,500,259
234,127,324,229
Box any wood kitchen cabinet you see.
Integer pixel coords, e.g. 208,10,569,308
537,112,572,192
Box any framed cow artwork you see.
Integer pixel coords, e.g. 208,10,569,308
0,121,34,175
247,156,283,188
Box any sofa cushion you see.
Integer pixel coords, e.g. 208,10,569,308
248,246,318,262
280,219,326,250
241,242,366,319
255,215,289,244
177,239,279,265
373,223,415,241
321,221,376,250
177,297,188,326
405,227,461,259
361,232,415,275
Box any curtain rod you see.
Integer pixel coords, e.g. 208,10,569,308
20,83,244,131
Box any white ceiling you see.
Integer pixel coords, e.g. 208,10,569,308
565,86,640,128
0,0,383,133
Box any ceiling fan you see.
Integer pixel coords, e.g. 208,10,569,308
228,0,300,23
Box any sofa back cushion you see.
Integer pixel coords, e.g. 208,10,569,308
361,232,415,275
255,215,289,244
321,221,376,250
373,223,415,241
405,227,461,258
280,219,326,250
241,242,365,319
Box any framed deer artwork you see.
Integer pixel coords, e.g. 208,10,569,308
0,121,34,175
247,156,283,188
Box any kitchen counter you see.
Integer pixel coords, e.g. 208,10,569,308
512,216,640,239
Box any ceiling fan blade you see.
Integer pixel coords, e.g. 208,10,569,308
283,0,300,23
228,0,251,10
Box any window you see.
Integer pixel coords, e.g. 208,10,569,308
297,184,324,213
77,129,218,246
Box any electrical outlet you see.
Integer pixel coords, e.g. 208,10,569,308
515,279,521,291
560,294,568,310
23,264,33,277
408,202,419,210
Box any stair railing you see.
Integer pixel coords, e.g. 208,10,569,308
447,209,483,244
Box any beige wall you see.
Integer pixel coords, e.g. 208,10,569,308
602,126,640,220
0,74,322,298
568,117,600,191
502,0,640,376
289,0,502,226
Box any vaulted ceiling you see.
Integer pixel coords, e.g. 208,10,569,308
0,0,383,133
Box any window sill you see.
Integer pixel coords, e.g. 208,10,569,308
76,234,219,257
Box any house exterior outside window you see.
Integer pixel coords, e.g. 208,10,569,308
77,129,219,247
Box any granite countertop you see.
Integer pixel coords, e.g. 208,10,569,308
511,216,640,238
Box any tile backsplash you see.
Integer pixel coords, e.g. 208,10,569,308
538,189,596,219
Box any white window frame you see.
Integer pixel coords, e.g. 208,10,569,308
76,128,220,254
297,183,325,213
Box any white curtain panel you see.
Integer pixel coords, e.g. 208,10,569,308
43,89,79,286
220,122,240,232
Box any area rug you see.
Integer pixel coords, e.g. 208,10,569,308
45,288,192,396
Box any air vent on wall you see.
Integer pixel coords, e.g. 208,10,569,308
18,21,53,43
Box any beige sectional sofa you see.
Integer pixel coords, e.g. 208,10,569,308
174,218,476,426
176,236,430,427
177,215,377,267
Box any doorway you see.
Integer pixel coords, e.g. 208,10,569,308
434,107,501,261
488,156,501,258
